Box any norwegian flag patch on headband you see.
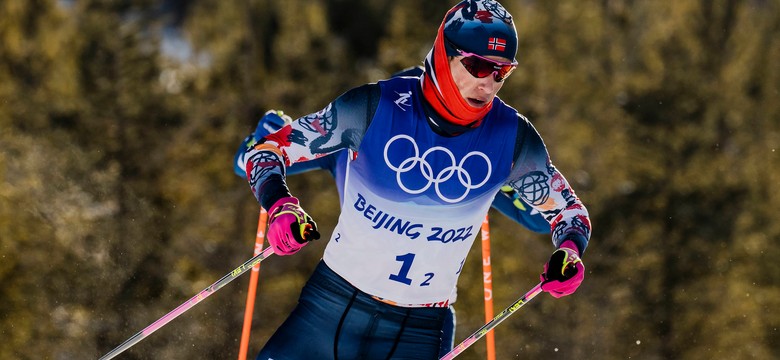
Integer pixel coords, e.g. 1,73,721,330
488,37,506,52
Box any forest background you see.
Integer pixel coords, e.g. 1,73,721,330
1,0,778,359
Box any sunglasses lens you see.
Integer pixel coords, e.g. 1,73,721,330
460,56,493,77
460,56,516,82
494,65,515,82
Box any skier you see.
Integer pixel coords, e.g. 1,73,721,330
241,1,591,358
234,110,548,358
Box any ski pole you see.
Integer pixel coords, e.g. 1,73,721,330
440,282,543,360
480,216,496,360
99,246,276,360
238,209,269,360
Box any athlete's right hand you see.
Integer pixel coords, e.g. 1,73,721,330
267,196,320,255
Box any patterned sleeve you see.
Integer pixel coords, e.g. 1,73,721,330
505,115,592,253
243,84,379,209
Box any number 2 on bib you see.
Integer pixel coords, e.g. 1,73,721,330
389,253,434,286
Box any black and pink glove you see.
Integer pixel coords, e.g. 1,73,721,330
267,196,320,256
540,240,585,298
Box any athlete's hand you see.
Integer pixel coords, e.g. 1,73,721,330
233,110,292,177
253,110,292,139
267,196,320,255
540,240,584,298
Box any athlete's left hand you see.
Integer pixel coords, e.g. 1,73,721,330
540,240,584,298
232,110,292,178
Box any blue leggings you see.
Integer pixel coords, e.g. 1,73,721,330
256,261,452,360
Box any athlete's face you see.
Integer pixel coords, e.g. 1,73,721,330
449,55,508,108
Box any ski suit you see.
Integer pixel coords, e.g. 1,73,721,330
247,76,591,359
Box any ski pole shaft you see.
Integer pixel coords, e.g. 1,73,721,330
440,283,543,360
480,216,496,360
238,209,269,360
99,246,275,360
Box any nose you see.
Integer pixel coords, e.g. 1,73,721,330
478,73,498,93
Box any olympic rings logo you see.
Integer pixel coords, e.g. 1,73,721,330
383,134,492,203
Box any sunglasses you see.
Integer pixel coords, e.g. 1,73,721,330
450,44,518,82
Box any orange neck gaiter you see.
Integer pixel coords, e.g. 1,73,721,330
421,11,492,127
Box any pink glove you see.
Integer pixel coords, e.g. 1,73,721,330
267,196,320,256
540,240,585,298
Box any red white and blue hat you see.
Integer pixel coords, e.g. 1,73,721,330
421,0,518,127
443,0,518,61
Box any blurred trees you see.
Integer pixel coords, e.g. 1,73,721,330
0,0,778,359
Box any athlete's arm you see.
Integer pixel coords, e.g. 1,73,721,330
243,84,381,210
505,115,591,253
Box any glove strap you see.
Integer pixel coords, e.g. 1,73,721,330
554,247,582,277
